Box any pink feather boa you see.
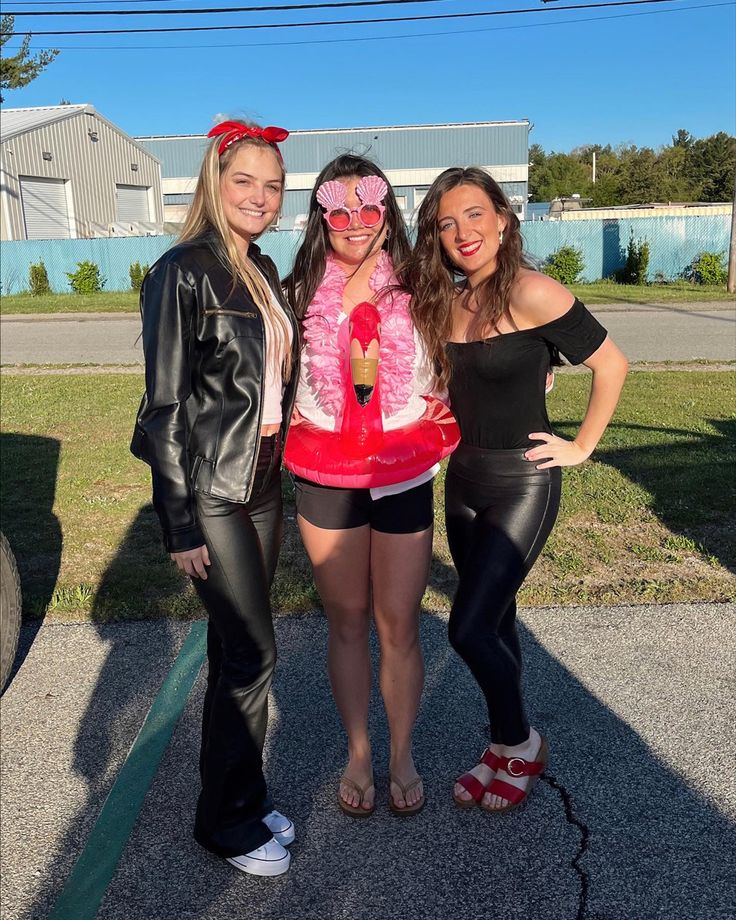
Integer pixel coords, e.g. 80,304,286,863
301,251,416,419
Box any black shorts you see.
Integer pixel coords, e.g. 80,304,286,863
293,476,434,533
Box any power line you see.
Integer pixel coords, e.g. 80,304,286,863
5,0,454,15
6,0,208,4
0,0,686,35
7,0,726,49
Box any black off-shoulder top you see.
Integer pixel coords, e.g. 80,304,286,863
445,298,607,450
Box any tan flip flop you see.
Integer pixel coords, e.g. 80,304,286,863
389,775,426,817
337,776,376,817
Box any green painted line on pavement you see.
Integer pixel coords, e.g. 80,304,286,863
49,620,207,920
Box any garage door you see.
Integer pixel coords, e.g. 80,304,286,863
19,176,72,239
116,184,150,222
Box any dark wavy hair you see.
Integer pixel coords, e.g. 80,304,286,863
284,154,411,319
404,167,537,389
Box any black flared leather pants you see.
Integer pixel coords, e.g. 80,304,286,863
445,444,561,746
191,436,283,858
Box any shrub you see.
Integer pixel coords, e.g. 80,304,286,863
543,246,584,285
617,233,650,285
689,251,727,286
66,261,106,294
29,261,51,296
129,262,149,292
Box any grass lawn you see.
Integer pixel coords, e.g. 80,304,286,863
569,280,734,305
1,371,733,622
0,291,139,315
1,281,733,315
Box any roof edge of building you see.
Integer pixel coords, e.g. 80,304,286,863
135,119,530,141
1,103,161,164
1,103,94,141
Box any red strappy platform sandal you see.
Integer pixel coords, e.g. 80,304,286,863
480,736,549,814
452,748,502,809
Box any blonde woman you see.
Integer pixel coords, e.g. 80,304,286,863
131,120,300,876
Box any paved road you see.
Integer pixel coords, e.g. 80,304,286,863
1,604,734,920
1,305,735,365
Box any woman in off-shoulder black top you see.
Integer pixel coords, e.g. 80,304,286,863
446,298,607,449
407,168,628,815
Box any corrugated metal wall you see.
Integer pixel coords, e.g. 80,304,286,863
1,111,163,240
162,183,524,228
271,123,530,172
139,136,208,179
141,123,530,227
139,123,529,178
1,215,729,294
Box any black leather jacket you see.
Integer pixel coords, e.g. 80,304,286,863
130,232,300,553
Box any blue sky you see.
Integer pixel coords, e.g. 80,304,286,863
3,0,735,151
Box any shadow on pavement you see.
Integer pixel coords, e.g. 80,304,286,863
21,439,734,919
25,506,187,920
66,549,735,920
0,433,61,690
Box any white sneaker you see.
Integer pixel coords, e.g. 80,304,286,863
263,810,295,846
226,838,290,877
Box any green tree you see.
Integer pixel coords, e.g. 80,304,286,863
655,143,696,202
0,16,58,102
671,128,695,149
689,132,736,201
528,130,735,208
587,145,621,207
527,144,547,201
529,151,590,202
616,146,666,204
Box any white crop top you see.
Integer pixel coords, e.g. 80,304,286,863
260,282,294,426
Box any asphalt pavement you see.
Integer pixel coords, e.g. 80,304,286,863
1,604,735,920
1,303,735,366
1,305,734,919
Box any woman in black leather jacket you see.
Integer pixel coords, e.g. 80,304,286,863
131,120,300,877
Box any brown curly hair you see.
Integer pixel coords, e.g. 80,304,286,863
404,167,535,390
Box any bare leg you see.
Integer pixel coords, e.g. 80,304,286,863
371,526,433,809
297,515,375,811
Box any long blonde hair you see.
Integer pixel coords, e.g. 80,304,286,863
179,127,293,379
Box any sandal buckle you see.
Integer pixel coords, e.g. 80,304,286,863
506,757,527,777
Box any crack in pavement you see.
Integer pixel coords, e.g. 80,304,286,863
543,770,591,920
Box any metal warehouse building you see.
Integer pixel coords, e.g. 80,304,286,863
137,120,530,228
1,104,164,241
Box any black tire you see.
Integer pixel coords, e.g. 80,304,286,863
1,532,22,693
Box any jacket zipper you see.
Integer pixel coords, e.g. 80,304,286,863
244,309,266,502
203,309,257,317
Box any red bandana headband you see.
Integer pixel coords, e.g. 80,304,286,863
207,121,289,158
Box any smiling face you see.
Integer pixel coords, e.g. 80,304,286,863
436,183,507,286
325,176,388,268
219,144,283,249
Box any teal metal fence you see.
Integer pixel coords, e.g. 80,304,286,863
521,214,730,282
0,233,303,295
0,214,730,294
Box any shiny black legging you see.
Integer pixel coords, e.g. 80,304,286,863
445,444,561,746
191,435,283,858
